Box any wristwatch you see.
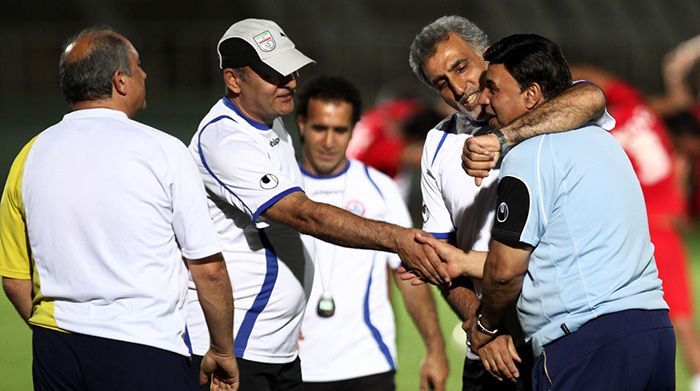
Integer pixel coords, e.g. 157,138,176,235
476,313,500,336
491,128,510,158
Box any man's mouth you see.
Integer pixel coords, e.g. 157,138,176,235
461,91,479,106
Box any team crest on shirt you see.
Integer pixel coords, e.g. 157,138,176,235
496,202,509,223
421,204,430,223
345,200,366,216
260,174,279,189
254,31,276,52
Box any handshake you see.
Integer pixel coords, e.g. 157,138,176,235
395,133,500,286
394,230,486,287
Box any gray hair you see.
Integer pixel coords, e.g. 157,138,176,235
59,26,133,105
408,15,489,87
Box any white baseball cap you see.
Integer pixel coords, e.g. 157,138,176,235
217,18,315,76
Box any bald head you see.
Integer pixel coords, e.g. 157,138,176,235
59,27,133,105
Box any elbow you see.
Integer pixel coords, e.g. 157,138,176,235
581,81,607,117
485,263,523,286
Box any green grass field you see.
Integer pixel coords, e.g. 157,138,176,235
2,226,700,390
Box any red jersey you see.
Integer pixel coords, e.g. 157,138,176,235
604,79,686,225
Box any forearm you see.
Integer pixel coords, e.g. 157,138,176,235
396,276,445,352
500,81,606,146
2,277,32,323
457,250,487,279
189,255,234,355
441,278,480,322
478,241,529,330
265,193,404,253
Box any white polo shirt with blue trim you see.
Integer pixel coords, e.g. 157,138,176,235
186,97,313,364
297,160,411,381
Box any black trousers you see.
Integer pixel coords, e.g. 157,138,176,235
33,326,197,391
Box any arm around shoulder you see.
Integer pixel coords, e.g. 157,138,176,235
501,80,606,146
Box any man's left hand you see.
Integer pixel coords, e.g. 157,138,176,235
462,134,500,186
419,349,449,391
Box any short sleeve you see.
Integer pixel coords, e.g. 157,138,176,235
195,120,302,223
170,144,222,260
0,137,37,279
420,132,454,240
490,175,538,247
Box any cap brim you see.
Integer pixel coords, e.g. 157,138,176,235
262,48,316,76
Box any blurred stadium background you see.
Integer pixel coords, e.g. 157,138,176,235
1,0,700,389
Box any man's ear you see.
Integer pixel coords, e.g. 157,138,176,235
524,82,543,109
113,69,127,97
223,68,242,95
296,115,306,138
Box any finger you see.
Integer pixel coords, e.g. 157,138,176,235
494,349,518,382
474,177,483,187
507,337,522,364
466,138,497,155
419,373,428,391
465,169,491,178
414,231,432,244
398,270,420,281
422,244,451,285
465,150,495,162
199,367,210,386
480,356,503,382
464,159,496,170
411,278,428,286
461,158,494,174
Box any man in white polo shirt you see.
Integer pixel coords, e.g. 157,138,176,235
0,28,237,390
294,75,448,391
185,19,449,391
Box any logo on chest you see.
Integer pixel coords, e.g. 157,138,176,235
260,174,279,190
269,137,280,147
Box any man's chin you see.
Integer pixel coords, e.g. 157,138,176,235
459,105,488,121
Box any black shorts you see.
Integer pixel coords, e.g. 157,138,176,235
303,370,395,391
193,354,302,391
33,326,197,391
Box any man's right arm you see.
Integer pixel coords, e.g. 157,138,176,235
187,253,238,390
263,191,449,285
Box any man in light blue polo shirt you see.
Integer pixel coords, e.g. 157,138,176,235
466,34,674,390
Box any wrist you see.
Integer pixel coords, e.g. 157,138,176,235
476,313,500,336
490,129,510,157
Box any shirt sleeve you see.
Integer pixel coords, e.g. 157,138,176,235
195,120,302,224
0,137,37,279
491,145,547,247
171,143,222,261
490,175,537,246
420,131,455,240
